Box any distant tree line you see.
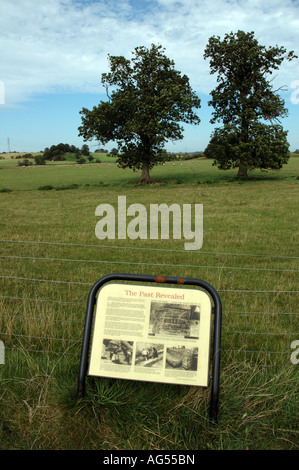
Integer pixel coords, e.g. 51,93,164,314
161,151,204,161
42,143,90,161
22,143,93,165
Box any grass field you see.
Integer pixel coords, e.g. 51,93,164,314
0,154,298,450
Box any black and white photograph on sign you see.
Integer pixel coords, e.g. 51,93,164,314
148,301,201,339
166,345,198,371
101,339,134,366
134,342,164,369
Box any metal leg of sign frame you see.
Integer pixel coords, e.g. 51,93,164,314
77,273,222,424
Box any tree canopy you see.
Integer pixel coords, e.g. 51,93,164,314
78,44,201,183
204,30,297,177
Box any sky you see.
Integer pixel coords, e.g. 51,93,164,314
0,0,299,153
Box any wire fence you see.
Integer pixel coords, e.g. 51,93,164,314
0,239,298,369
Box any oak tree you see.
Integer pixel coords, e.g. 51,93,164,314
204,30,297,177
78,44,201,183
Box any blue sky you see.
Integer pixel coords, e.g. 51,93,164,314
0,0,299,153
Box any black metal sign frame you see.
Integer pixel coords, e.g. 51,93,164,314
77,273,222,424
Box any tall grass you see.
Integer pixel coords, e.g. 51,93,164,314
0,156,298,450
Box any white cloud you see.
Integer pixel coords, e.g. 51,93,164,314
0,0,299,107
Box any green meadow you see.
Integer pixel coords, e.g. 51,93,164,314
0,154,298,450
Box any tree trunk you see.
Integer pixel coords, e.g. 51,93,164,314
237,164,248,178
238,114,249,178
138,161,156,184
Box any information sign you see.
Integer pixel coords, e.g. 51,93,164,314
77,273,222,423
88,283,212,387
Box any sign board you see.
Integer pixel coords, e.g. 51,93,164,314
77,273,222,423
88,283,212,387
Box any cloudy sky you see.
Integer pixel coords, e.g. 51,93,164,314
0,0,299,153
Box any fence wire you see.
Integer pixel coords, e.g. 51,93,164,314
0,239,298,368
